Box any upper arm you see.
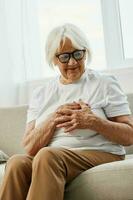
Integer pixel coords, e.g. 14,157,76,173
103,75,131,118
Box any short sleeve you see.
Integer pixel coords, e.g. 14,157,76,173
26,86,44,123
103,75,131,117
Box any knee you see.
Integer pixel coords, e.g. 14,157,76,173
6,154,29,174
33,147,59,167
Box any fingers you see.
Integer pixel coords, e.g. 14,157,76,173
54,115,72,124
64,123,77,132
66,102,79,106
56,121,73,128
61,102,80,107
67,105,81,110
56,109,73,115
78,99,88,107
59,103,81,111
77,99,91,111
57,101,89,111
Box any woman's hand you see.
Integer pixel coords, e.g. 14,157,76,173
52,102,81,126
54,100,97,132
56,102,81,112
45,102,81,127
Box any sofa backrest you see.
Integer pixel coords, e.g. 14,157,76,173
124,94,133,154
0,105,28,156
0,94,133,156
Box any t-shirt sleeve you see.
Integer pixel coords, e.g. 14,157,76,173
103,75,131,117
26,86,43,123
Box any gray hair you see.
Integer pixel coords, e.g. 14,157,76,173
45,23,92,67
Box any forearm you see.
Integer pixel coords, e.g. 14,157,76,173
23,119,56,156
91,117,133,146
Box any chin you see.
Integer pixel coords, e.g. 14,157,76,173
69,74,81,82
62,70,84,83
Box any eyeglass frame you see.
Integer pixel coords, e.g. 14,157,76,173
55,49,86,63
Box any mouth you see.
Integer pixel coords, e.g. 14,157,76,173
67,67,79,71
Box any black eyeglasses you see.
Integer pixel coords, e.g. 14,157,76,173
55,49,86,63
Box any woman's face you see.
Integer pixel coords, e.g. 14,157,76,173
54,38,86,84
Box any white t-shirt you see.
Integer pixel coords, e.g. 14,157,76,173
27,69,131,155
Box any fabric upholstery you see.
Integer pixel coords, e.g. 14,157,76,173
65,156,133,200
0,105,27,156
0,151,9,164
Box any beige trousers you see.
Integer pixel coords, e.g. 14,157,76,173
0,147,124,200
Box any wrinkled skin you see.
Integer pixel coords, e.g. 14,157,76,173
54,100,96,132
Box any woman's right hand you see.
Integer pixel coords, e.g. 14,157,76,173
52,102,81,126
38,102,82,129
56,102,81,112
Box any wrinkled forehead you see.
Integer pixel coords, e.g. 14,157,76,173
57,37,76,54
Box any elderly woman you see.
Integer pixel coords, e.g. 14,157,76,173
0,23,133,200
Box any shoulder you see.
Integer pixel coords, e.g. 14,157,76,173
85,68,117,85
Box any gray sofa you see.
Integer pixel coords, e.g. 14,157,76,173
0,94,133,200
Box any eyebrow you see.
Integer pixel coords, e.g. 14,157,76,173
56,49,80,56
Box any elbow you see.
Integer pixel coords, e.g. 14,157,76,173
127,134,133,146
127,139,133,146
23,144,37,157
26,149,36,157
124,126,133,146
21,138,36,157
123,138,133,146
123,142,132,146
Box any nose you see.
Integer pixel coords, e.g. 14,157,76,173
68,56,77,65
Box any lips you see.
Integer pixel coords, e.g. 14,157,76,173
68,67,78,70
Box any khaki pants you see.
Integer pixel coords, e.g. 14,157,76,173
0,147,124,200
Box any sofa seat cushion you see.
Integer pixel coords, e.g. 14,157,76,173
0,150,9,164
65,158,133,200
125,154,133,159
0,163,6,185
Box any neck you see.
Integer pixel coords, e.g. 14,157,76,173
60,77,74,84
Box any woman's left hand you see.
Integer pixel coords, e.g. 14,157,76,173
54,100,97,132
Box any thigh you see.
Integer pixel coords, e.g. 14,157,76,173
74,150,125,166
46,148,124,183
